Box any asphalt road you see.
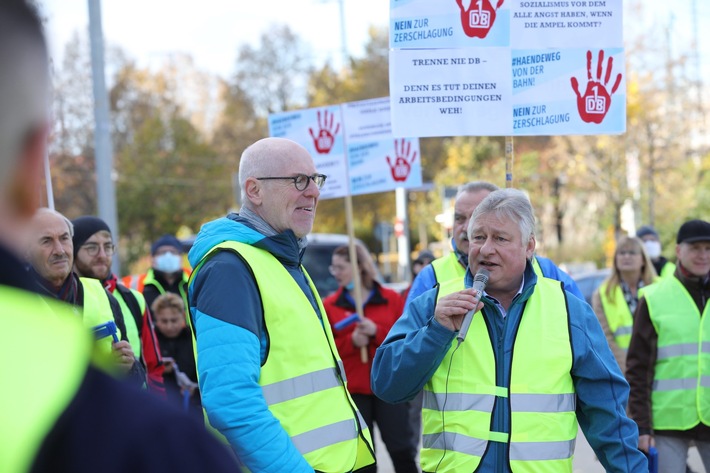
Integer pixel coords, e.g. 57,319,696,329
373,427,706,472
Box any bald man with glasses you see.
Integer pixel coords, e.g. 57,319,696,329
187,137,375,472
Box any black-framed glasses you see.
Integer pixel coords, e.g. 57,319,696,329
82,242,115,257
256,173,327,191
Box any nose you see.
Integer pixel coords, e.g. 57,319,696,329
52,239,67,255
479,236,495,255
303,178,321,198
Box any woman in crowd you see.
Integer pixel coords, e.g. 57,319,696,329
592,235,657,372
323,243,418,473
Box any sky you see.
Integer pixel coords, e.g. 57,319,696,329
40,0,390,80
39,0,710,91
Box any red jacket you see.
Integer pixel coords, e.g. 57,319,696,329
322,282,404,395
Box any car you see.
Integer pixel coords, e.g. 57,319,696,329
301,233,408,298
572,268,611,305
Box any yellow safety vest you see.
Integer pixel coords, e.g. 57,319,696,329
421,277,577,472
646,276,710,430
1,285,92,473
430,252,465,284
80,277,122,357
598,282,634,349
111,286,144,359
191,241,375,472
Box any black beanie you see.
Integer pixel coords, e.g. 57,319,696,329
71,216,111,257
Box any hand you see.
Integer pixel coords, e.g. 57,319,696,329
308,109,340,154
570,49,622,124
112,340,136,373
351,328,370,348
386,139,417,182
162,356,175,374
176,371,198,395
638,434,654,454
356,318,377,337
434,287,483,332
456,0,504,39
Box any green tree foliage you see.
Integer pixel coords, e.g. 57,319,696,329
116,113,232,265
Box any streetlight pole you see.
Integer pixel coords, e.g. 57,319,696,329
88,0,120,275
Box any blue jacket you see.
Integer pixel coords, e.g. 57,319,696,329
405,246,583,307
188,214,322,473
372,262,646,473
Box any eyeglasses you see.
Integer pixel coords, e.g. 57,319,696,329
82,242,115,257
617,250,640,256
256,173,327,191
328,264,349,275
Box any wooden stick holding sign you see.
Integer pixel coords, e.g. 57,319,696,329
344,193,369,364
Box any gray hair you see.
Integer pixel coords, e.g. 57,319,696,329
0,1,50,192
468,188,535,244
35,207,74,237
456,181,499,200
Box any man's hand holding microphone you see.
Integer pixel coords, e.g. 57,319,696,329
434,269,489,342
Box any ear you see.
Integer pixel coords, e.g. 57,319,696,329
244,177,263,206
9,124,47,220
525,234,536,260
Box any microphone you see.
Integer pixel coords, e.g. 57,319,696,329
456,268,490,343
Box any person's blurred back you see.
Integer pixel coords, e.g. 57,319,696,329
0,2,238,471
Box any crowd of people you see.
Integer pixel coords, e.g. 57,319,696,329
4,1,710,472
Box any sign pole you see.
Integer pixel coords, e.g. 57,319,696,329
505,136,515,188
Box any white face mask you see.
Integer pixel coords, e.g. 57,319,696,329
644,240,662,259
154,252,182,273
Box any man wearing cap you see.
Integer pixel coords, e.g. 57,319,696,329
72,215,165,394
122,234,189,313
636,225,676,278
627,219,710,472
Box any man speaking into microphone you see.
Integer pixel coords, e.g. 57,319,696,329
372,189,646,473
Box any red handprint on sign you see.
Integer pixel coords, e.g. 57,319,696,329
570,50,622,124
309,109,340,154
455,0,504,39
386,139,417,182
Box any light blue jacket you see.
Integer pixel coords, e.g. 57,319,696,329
188,214,321,473
372,262,647,473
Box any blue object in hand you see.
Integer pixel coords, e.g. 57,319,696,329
334,313,360,330
646,446,658,473
92,320,119,343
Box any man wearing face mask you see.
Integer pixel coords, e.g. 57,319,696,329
123,234,190,315
636,225,676,278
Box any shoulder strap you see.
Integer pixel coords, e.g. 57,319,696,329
115,283,144,333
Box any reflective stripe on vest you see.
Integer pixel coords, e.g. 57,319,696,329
646,276,710,429
430,252,465,285
598,282,634,349
1,286,91,473
191,241,375,472
421,277,577,472
80,277,121,356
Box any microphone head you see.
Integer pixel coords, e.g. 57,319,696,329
474,268,490,284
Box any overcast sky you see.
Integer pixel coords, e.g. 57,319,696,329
40,0,389,79
39,1,709,82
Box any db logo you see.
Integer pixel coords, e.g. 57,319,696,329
309,109,340,154
570,50,622,124
456,0,504,39
386,139,417,183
